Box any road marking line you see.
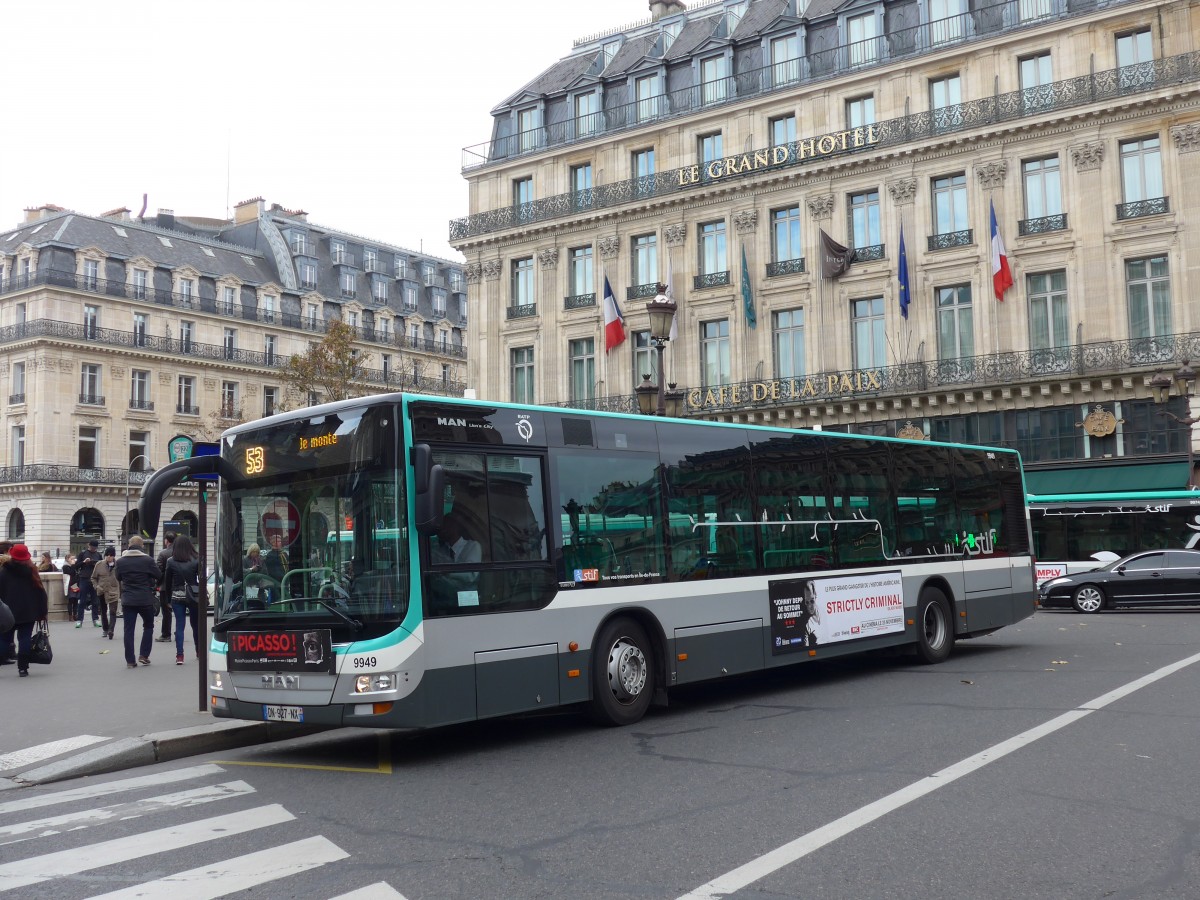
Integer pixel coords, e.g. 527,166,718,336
0,781,255,839
329,882,409,899
216,733,393,775
680,648,1200,899
0,803,293,892
0,764,225,816
83,835,349,899
0,736,109,772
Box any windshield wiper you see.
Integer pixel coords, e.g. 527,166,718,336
211,610,269,635
271,597,363,633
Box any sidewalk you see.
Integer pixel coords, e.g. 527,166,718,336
1,611,315,788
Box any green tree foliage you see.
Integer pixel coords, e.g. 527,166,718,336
282,320,372,409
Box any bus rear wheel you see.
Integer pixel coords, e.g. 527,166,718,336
590,617,654,726
915,588,954,664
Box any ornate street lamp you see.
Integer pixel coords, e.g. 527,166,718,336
636,284,679,417
1150,359,1199,489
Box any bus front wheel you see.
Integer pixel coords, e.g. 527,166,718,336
915,588,954,664
590,617,654,726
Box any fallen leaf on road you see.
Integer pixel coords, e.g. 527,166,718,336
961,679,974,685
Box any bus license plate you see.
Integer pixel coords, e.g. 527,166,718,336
263,704,303,723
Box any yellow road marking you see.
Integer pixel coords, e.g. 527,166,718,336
215,734,392,774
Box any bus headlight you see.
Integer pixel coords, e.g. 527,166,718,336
354,674,395,693
212,672,225,691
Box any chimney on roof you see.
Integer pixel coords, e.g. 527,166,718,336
23,204,64,223
233,196,265,225
649,0,686,20
100,207,132,222
156,208,176,230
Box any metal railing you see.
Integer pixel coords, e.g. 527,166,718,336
8,393,24,404
451,47,1196,240
1018,213,1068,235
626,283,659,301
565,293,596,310
78,393,105,406
1116,197,1170,220
176,404,200,415
927,230,973,251
851,244,886,263
507,304,537,320
129,399,154,411
694,271,731,290
545,331,1200,416
0,465,156,486
766,258,806,277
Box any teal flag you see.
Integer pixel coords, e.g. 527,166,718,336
741,244,756,329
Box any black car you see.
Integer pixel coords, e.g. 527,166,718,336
1038,549,1200,613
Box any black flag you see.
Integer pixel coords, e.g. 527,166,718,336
820,229,854,278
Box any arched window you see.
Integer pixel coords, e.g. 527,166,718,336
173,510,199,540
6,508,24,541
71,507,105,539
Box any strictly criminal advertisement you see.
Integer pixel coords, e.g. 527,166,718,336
769,571,905,655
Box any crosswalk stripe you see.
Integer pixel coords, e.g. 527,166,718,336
0,736,109,772
329,882,409,899
0,803,293,892
82,835,349,899
0,764,225,816
0,781,256,840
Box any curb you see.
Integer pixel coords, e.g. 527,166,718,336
3,720,324,787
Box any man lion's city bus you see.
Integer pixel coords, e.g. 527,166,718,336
139,394,1036,729
1029,491,1200,585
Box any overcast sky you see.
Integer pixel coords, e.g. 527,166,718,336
0,0,650,261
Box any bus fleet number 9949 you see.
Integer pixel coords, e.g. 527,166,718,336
352,656,377,669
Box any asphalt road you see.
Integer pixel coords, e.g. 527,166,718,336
4,608,1200,899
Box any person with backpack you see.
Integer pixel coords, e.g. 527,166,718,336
164,534,201,665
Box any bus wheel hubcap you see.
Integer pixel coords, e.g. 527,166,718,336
924,603,945,648
608,638,647,703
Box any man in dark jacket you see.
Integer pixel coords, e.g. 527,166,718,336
115,536,162,668
155,531,176,642
74,539,103,630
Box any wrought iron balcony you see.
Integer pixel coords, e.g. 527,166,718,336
564,293,596,310
1018,213,1068,235
694,271,731,290
507,304,537,320
627,283,659,301
451,41,1196,241
8,393,24,404
176,404,200,415
927,230,973,251
0,464,158,486
766,258,806,277
331,252,355,267
851,245,885,263
78,393,105,406
1116,197,1169,220
128,399,155,411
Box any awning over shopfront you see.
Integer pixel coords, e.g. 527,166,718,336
1025,461,1192,497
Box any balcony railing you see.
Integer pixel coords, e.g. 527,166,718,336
545,331,1200,417
78,393,105,406
927,230,973,251
451,44,1197,241
129,399,154,411
507,304,537,320
694,271,731,290
1116,197,1169,220
176,404,200,415
1018,213,1068,235
8,393,24,404
766,258,806,277
565,293,596,310
0,465,158,486
850,244,885,263
626,283,658,301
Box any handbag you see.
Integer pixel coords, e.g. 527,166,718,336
28,620,53,665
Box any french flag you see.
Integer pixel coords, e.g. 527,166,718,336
990,199,1013,301
602,275,626,353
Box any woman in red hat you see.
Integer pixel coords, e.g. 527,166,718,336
0,544,49,677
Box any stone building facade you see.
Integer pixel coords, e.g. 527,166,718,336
0,199,467,555
452,0,1200,494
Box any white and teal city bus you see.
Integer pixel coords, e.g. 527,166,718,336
139,393,1036,729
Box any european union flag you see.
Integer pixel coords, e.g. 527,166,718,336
897,224,911,320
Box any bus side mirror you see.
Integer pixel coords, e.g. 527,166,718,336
412,443,432,495
414,462,445,535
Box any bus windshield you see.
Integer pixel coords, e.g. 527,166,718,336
214,404,406,639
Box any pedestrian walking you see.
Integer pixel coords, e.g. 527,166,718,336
0,544,49,678
91,546,120,639
154,531,176,643
114,535,161,668
36,551,57,573
74,539,104,630
164,534,201,665
61,553,79,620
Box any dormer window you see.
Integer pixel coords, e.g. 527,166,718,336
291,233,308,255
701,55,729,105
602,40,620,67
364,248,378,272
332,240,347,264
636,72,664,123
771,34,800,86
574,91,599,139
727,0,747,33
517,106,542,153
847,11,879,66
